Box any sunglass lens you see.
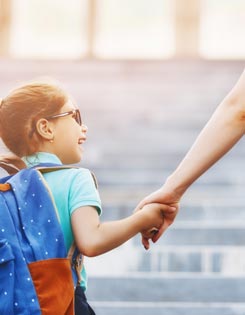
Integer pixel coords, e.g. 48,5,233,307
76,110,82,126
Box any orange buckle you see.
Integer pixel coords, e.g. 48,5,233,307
0,183,11,191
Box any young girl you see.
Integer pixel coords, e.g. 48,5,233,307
0,81,175,315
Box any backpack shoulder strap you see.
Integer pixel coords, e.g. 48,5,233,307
33,162,78,173
90,171,98,189
35,163,98,189
0,161,20,175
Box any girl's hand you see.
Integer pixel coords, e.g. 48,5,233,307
135,183,181,250
138,202,178,249
141,204,179,250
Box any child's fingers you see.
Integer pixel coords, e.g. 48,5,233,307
142,228,159,239
141,235,150,250
152,221,169,243
150,228,159,236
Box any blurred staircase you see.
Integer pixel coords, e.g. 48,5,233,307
1,59,245,314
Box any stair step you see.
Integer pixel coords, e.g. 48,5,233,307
131,246,245,274
90,302,245,315
133,227,245,246
97,185,245,206
86,275,245,303
100,203,245,221
85,243,245,274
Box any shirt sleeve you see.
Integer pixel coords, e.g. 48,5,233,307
68,168,102,216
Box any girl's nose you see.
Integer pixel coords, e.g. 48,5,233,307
82,124,88,133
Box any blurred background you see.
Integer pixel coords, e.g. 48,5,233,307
1,1,245,314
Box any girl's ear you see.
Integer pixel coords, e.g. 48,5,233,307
35,118,54,141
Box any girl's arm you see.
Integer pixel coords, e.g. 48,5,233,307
71,203,175,256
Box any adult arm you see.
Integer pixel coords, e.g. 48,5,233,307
137,68,245,245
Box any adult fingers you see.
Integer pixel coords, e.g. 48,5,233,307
141,234,150,250
152,220,169,243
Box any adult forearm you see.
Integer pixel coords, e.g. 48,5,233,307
167,94,245,197
136,69,245,246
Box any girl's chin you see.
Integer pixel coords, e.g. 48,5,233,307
65,153,83,165
76,150,84,163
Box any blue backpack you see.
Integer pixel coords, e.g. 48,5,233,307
0,165,79,315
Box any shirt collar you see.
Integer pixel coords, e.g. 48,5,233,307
22,152,62,168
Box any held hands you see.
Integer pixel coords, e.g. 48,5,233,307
135,184,181,249
137,202,178,250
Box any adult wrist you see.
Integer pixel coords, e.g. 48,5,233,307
165,173,187,200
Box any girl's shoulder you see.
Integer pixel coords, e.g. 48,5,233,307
68,167,98,189
46,166,98,189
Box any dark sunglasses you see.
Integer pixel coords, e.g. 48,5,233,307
45,109,82,126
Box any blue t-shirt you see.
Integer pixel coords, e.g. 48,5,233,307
22,152,102,291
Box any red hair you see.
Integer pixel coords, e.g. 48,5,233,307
0,81,69,157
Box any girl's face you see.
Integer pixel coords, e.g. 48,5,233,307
49,101,87,164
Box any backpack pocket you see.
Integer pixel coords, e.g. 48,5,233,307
0,239,15,314
28,258,74,315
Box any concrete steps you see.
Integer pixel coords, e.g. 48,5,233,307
1,59,245,314
87,275,245,315
87,303,245,315
89,301,245,315
87,274,245,302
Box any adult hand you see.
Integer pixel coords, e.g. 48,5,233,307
135,183,181,249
